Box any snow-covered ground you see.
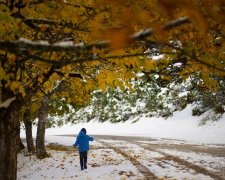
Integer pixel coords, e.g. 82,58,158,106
18,144,143,179
25,106,225,144
17,135,225,180
18,106,225,179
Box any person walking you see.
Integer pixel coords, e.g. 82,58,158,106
73,128,94,171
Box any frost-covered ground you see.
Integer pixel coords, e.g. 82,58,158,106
17,135,225,180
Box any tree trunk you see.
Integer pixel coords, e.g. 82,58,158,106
36,96,49,159
0,98,22,180
23,110,34,152
16,122,25,152
17,137,25,153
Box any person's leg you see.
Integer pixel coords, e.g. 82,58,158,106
79,152,84,170
83,151,88,169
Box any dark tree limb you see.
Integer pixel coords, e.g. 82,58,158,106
54,69,83,79
0,17,190,53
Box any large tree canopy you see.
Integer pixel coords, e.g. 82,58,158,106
1,0,225,123
0,1,225,179
0,0,225,104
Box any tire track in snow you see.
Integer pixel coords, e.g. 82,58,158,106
130,140,224,180
98,140,158,180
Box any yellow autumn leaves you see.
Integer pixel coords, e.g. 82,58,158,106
9,81,26,97
0,0,225,102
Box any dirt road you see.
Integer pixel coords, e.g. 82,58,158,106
91,135,225,180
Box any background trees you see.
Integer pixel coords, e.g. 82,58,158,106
1,0,225,179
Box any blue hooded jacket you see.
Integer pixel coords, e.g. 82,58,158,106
73,130,93,152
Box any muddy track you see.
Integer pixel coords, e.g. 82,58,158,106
92,135,225,156
98,140,158,180
93,135,225,180
130,140,224,180
148,144,225,157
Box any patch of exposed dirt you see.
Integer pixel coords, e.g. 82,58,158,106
98,140,157,180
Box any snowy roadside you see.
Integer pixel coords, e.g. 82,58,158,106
17,135,225,180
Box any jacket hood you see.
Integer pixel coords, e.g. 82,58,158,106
78,130,86,137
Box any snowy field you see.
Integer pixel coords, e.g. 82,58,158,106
43,106,225,144
17,135,225,180
18,107,225,179
20,106,225,145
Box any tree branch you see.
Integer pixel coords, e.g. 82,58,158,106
0,17,190,53
11,12,40,31
103,52,179,60
166,43,225,73
54,69,83,79
24,18,57,25
0,38,109,52
130,17,190,41
23,18,89,32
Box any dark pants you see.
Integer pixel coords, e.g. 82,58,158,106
79,151,87,170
